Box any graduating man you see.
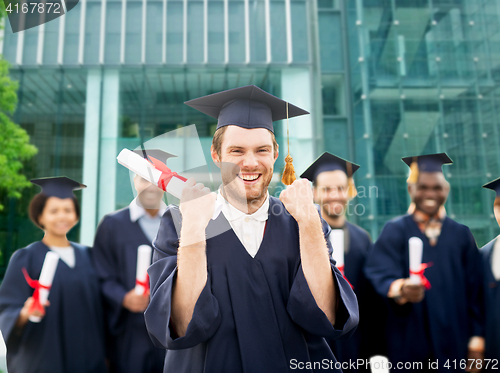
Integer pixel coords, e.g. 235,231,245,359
301,152,386,372
365,153,484,373
481,177,500,371
92,150,171,373
145,85,359,373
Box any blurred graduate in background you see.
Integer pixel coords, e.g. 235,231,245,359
365,153,484,373
481,177,500,372
301,152,386,372
0,177,107,373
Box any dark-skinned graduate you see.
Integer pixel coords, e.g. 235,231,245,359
92,149,172,373
365,153,484,373
480,177,500,372
0,177,107,373
144,85,359,373
300,152,386,372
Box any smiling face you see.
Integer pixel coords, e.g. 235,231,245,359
38,197,78,237
313,170,349,218
408,172,450,216
211,125,278,209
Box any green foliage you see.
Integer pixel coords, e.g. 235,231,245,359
0,59,38,211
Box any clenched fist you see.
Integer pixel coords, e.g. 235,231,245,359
180,178,217,230
279,179,318,225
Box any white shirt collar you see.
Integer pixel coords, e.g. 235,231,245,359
129,197,167,222
217,189,269,222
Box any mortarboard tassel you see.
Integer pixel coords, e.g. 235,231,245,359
347,162,357,199
407,157,419,184
281,102,297,186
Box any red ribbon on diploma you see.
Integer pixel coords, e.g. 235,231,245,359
136,274,150,296
337,265,354,289
22,268,50,315
147,156,187,191
409,262,433,290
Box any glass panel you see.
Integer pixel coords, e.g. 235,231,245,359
208,0,224,63
63,3,81,64
318,12,342,71
322,74,345,116
105,0,122,64
146,0,164,64
43,17,60,65
84,0,102,64
2,22,19,64
228,0,245,62
187,0,204,63
249,0,266,62
22,28,39,65
270,0,286,62
125,1,142,64
166,0,184,63
290,0,308,62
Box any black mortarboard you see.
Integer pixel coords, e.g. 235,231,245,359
132,149,177,164
483,177,500,198
184,85,309,133
300,152,360,182
402,153,453,183
402,153,453,172
31,177,86,199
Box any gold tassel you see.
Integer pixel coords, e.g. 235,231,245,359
347,177,357,199
281,102,296,185
282,155,296,185
407,158,419,184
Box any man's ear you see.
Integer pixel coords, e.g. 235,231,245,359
274,144,279,161
211,145,221,168
407,183,414,197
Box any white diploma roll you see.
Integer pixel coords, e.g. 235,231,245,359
370,355,390,373
409,236,424,284
29,251,60,323
117,149,222,220
135,245,152,295
329,229,345,269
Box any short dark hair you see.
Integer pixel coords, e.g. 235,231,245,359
29,193,81,229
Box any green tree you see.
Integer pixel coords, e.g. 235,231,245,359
0,58,37,211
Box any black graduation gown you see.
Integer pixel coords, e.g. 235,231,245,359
481,238,500,370
0,241,107,373
92,207,165,373
329,222,387,372
365,215,484,372
145,196,359,373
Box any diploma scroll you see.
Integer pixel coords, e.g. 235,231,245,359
370,355,390,373
329,229,345,270
135,245,152,296
117,149,222,220
29,251,60,323
409,237,423,285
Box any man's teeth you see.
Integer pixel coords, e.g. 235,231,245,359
424,200,437,207
240,174,260,181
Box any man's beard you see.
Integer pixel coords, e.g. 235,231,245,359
220,163,273,207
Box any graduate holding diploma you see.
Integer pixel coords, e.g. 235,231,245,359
0,177,107,373
365,153,484,373
480,177,500,371
300,152,386,372
92,149,169,373
145,85,359,372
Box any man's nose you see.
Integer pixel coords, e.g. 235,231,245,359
241,152,259,169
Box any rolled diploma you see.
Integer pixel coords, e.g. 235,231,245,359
329,229,345,270
135,245,152,295
29,251,59,323
409,236,423,284
117,149,222,220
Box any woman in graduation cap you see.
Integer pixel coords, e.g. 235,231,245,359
480,177,500,371
365,153,484,373
0,177,107,373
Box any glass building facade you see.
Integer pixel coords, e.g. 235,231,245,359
0,0,499,275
